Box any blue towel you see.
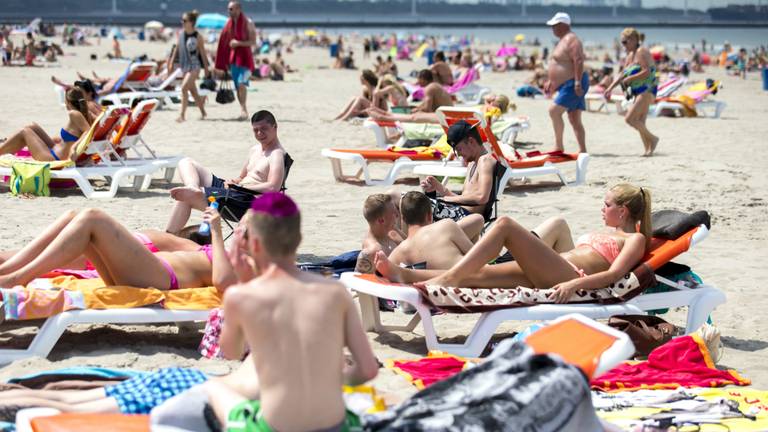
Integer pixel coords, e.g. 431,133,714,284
8,367,145,384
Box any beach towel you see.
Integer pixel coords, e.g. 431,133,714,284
591,334,750,392
30,413,150,432
385,145,444,158
385,352,472,390
1,286,86,320
8,367,145,388
214,13,254,71
366,339,602,431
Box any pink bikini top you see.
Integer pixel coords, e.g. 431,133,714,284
576,232,621,264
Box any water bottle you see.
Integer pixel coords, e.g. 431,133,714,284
198,196,219,235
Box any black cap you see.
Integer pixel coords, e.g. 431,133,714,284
446,120,476,148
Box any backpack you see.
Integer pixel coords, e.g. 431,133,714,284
10,162,51,196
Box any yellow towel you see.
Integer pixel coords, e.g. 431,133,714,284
0,155,73,169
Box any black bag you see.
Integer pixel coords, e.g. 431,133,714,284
200,77,217,92
215,78,235,104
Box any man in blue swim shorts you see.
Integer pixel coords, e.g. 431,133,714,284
544,12,588,154
215,1,257,120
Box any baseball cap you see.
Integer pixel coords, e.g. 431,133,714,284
546,12,571,26
446,120,477,148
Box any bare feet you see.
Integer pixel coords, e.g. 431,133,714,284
175,117,186,123
419,271,463,289
169,186,203,202
648,136,659,156
0,273,22,289
200,110,207,120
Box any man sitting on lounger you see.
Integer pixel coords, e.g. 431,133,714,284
355,193,402,274
206,193,379,431
166,110,286,233
421,120,496,222
389,191,483,269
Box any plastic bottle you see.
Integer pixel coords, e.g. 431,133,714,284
198,196,219,235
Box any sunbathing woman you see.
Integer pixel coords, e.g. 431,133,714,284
333,69,386,121
367,93,512,125
0,208,229,291
603,28,660,157
0,211,209,273
0,88,93,161
49,77,103,118
372,74,408,111
375,184,651,304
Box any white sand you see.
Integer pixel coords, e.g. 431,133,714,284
0,37,767,400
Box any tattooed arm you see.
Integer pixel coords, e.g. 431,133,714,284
355,248,377,274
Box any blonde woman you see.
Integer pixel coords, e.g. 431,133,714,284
603,28,659,156
375,184,651,303
372,74,408,110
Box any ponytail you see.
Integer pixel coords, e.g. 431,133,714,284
611,183,652,252
65,87,92,124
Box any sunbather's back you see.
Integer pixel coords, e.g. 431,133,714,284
228,270,354,430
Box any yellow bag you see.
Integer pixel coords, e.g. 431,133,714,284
10,162,51,196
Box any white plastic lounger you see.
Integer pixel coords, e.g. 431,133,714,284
341,225,726,358
320,148,460,186
0,308,210,363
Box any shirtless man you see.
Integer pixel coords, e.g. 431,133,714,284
544,12,588,154
166,110,286,233
355,193,401,274
420,120,496,222
413,69,453,113
206,193,379,431
389,191,483,269
430,51,454,86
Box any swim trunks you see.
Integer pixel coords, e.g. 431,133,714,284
230,65,251,88
204,174,259,220
105,367,208,415
554,72,590,112
429,197,471,222
226,400,361,432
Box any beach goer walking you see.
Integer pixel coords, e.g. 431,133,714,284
215,1,256,120
169,10,210,123
166,110,286,233
543,12,588,154
603,28,659,156
206,193,378,431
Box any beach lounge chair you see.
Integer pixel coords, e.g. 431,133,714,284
412,106,589,188
651,80,726,118
0,110,161,199
340,223,726,358
321,146,455,186
99,68,184,108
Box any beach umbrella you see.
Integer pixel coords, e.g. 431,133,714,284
196,13,228,30
304,29,317,37
515,34,525,43
144,20,163,30
110,27,125,39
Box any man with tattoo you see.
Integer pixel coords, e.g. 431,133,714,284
355,194,401,274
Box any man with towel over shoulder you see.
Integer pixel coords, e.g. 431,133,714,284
216,1,256,120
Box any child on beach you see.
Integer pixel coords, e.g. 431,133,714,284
208,193,378,431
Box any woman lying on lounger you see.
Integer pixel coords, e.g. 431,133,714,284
0,211,210,273
375,183,651,303
366,93,512,125
0,88,93,161
0,208,233,291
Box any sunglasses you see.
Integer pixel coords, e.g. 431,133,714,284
181,19,188,23
620,39,629,45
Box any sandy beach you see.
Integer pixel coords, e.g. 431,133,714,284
1,35,767,403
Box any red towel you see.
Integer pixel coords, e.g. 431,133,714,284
214,13,254,72
386,353,469,390
591,334,750,392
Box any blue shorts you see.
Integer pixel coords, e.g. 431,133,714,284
229,65,251,88
554,72,590,112
104,367,208,414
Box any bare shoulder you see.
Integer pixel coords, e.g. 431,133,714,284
479,153,496,170
303,275,350,301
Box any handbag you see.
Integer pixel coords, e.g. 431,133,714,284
200,77,217,92
10,162,51,196
608,315,677,357
215,77,235,104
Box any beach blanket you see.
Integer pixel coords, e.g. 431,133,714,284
594,387,768,431
214,13,254,71
591,334,750,392
1,277,222,321
385,352,472,390
414,263,654,313
366,340,602,431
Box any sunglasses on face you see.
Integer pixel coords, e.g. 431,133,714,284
621,39,629,45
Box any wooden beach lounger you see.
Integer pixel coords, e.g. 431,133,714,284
339,224,726,358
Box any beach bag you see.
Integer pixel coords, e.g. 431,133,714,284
10,162,51,197
215,78,235,104
200,77,217,92
608,315,677,358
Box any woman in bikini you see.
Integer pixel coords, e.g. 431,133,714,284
0,208,232,292
333,69,386,121
0,88,93,161
375,183,651,304
603,28,660,157
168,10,210,123
372,74,408,111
